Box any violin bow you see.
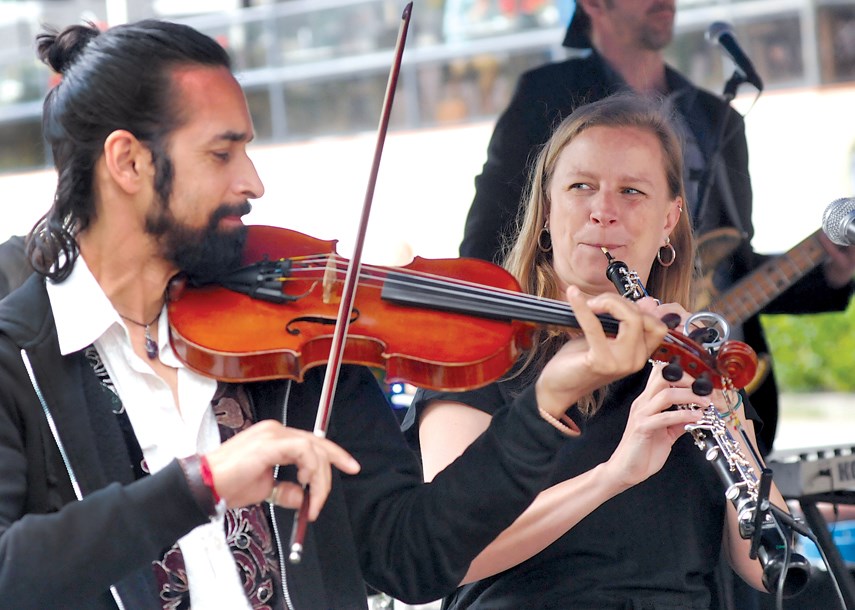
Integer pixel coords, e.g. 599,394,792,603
288,1,413,563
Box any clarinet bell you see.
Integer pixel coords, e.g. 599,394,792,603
758,546,811,598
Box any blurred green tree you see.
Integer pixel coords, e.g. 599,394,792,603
761,299,855,392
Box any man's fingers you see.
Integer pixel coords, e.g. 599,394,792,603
271,436,360,520
270,482,304,509
565,286,606,342
267,482,326,522
318,438,361,475
264,429,360,477
210,422,361,513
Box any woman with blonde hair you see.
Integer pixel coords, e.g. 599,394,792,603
409,94,786,609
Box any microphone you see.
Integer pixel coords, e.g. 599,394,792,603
706,21,764,91
822,196,855,246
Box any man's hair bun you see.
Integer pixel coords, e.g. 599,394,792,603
36,22,100,75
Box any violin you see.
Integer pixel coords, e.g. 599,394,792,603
168,224,758,392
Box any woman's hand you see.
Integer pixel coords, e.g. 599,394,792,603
205,420,361,520
535,286,668,418
602,364,706,491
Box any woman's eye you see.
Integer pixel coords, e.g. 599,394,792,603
213,152,230,161
569,182,591,191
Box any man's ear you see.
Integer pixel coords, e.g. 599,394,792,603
577,0,604,19
102,130,153,194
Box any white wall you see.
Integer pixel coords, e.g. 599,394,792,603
0,122,493,266
733,84,855,253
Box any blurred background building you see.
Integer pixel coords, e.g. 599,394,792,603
3,0,855,261
2,0,855,172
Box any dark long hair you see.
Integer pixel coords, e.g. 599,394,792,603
30,20,231,280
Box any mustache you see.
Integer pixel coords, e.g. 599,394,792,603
209,201,252,228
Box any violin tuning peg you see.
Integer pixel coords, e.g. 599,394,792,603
167,274,187,302
688,326,719,345
661,312,681,330
662,358,683,382
692,373,714,397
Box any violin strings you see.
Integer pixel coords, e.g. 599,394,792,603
287,255,575,317
304,262,583,328
267,255,689,352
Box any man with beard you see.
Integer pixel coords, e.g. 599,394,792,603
0,19,668,610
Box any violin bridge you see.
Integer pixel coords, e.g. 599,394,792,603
322,255,339,304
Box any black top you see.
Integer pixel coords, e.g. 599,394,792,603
409,365,761,610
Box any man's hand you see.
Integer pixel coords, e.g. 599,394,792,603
535,287,667,418
205,421,360,520
820,233,855,289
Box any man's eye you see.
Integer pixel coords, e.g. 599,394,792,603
213,152,230,161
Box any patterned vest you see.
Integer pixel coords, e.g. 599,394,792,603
84,346,285,610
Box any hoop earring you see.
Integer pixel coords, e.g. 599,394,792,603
657,237,676,267
537,226,552,253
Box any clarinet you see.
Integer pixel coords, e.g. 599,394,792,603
600,248,810,597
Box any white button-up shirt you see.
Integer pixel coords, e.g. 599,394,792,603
46,257,251,609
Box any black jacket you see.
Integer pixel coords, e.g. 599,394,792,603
0,274,565,609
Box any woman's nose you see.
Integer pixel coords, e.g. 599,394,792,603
590,192,618,225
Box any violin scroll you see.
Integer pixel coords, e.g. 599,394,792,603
599,247,757,391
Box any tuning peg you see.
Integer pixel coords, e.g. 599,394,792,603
167,274,187,301
662,358,683,382
692,373,714,396
688,326,719,345
661,313,681,329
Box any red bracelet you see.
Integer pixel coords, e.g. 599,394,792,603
199,455,221,503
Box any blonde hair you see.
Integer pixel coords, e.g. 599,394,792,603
503,94,697,414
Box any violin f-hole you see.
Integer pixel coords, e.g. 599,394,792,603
286,309,361,335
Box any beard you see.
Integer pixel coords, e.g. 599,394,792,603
640,3,675,50
639,26,673,52
146,200,252,285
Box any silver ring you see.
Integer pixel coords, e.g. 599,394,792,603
266,486,279,506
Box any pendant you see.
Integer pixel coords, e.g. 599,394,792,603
144,326,158,360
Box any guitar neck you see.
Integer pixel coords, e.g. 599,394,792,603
708,229,827,325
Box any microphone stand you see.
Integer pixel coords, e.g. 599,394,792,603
748,467,773,561
693,69,750,237
722,70,748,103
